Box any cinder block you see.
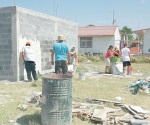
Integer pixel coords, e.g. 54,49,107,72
0,6,78,82
2,33,11,39
4,66,10,70
0,50,9,54
0,24,3,28
0,66,3,71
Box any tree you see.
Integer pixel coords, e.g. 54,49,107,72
120,26,133,41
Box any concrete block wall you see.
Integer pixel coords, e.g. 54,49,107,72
0,6,78,82
0,7,18,82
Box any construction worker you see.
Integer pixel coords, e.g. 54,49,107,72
22,42,38,82
51,35,70,74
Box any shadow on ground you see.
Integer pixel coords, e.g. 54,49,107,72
16,113,41,125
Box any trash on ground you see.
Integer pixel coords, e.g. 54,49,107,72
127,78,150,95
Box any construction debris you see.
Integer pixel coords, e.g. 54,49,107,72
130,119,149,124
17,104,29,111
17,92,150,124
17,91,42,111
72,98,150,125
127,79,150,95
86,98,121,104
29,91,42,107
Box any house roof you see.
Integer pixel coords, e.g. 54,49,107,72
78,26,118,37
134,28,150,37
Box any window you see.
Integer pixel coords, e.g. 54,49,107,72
80,37,92,48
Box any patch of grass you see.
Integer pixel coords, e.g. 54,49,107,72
132,55,150,63
0,79,42,124
0,62,150,125
17,111,41,125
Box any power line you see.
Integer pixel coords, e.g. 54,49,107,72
112,10,116,25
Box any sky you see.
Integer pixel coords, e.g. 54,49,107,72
0,0,150,30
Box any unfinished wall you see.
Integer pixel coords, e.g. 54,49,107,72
0,7,18,82
0,6,78,82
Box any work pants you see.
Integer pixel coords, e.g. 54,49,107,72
55,60,68,74
25,61,38,81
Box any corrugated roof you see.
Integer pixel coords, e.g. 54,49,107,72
78,26,118,37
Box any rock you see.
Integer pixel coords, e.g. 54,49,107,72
115,96,124,101
91,109,107,122
129,105,147,114
17,104,28,111
22,104,28,110
130,119,149,124
133,114,145,120
119,113,134,123
9,120,15,123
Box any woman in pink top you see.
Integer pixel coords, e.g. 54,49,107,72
105,45,113,73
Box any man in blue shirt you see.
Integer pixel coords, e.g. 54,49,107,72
51,35,70,74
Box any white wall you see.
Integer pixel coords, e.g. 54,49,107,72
93,36,115,53
79,36,115,53
114,27,121,50
143,29,150,53
78,27,121,54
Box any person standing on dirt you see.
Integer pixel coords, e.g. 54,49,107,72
22,42,38,82
51,35,70,74
120,43,131,74
70,47,78,66
105,45,113,73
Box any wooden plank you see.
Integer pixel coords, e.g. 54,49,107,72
86,98,121,104
123,105,137,115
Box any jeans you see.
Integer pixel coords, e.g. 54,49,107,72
25,61,38,81
55,60,68,74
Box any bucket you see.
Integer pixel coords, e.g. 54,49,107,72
78,73,85,80
110,57,120,62
41,74,72,125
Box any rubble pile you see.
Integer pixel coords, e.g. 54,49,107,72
17,91,42,111
17,92,150,124
72,98,150,125
30,91,42,107
127,78,150,95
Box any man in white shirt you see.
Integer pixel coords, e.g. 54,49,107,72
120,43,131,75
22,42,38,82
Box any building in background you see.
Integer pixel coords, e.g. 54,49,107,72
134,28,150,54
0,6,78,82
129,40,143,54
78,26,121,54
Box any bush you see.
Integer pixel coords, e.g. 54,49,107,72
78,53,150,63
78,53,105,62
87,55,100,62
78,53,87,62
131,55,150,63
